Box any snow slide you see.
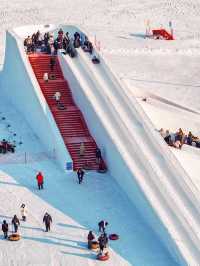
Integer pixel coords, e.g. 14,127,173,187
59,47,200,265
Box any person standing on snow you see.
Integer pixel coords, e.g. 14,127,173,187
77,168,85,184
98,220,108,233
2,220,8,239
36,172,44,190
20,204,27,221
43,212,52,232
98,234,106,253
11,215,20,233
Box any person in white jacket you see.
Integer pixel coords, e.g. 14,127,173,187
53,91,61,105
20,204,27,221
43,72,49,83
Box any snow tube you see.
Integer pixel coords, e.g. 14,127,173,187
91,241,99,250
57,103,66,110
109,234,119,240
97,252,109,261
8,233,20,241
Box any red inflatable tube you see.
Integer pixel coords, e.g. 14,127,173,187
97,252,109,261
109,234,119,240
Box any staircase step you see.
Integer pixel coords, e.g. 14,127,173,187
28,53,105,171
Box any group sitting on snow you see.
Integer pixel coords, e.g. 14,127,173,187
159,128,200,149
0,139,15,154
24,28,99,63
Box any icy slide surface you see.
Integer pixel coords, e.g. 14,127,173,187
59,45,200,264
0,100,179,266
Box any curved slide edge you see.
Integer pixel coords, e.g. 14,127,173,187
58,51,193,265
0,30,73,171
76,48,200,264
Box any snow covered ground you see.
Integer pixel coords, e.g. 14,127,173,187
0,100,180,266
0,0,200,265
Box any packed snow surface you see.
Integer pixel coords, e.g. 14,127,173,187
0,101,179,266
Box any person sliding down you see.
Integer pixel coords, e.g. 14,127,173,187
2,220,8,239
12,215,20,233
95,148,102,164
20,204,27,221
98,220,108,233
36,172,44,190
87,230,95,249
43,212,52,232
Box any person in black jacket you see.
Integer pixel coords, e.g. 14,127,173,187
11,215,20,233
95,148,102,164
2,220,8,239
77,168,85,184
43,213,52,232
98,234,106,253
98,220,108,233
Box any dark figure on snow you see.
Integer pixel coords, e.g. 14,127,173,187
102,232,108,247
12,215,20,233
164,130,172,145
95,148,102,164
77,168,85,184
87,230,95,249
2,220,8,239
98,234,106,253
36,172,44,190
50,56,56,71
98,220,108,233
43,212,52,232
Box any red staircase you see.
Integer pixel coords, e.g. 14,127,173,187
28,54,102,171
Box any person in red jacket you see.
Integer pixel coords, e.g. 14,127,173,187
36,172,44,190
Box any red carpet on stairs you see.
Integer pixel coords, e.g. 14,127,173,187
28,53,102,171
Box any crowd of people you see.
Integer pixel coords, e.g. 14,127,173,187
24,28,95,59
0,139,15,154
159,128,200,149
